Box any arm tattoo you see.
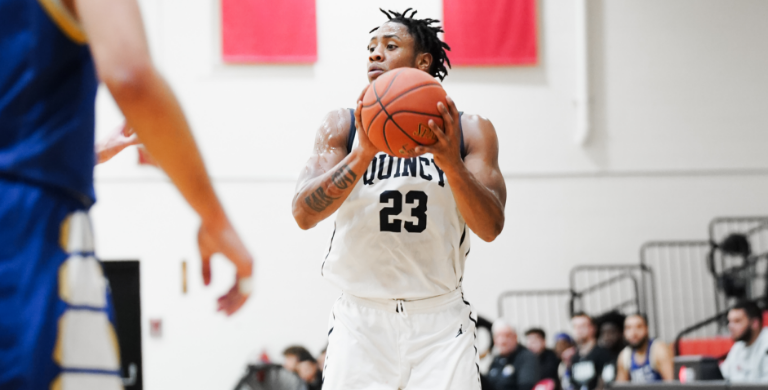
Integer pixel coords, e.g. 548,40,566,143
331,164,357,190
304,187,339,212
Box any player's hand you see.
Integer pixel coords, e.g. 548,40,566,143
198,217,254,316
354,85,380,160
413,96,463,172
95,122,141,164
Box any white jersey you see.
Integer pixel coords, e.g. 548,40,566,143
322,111,470,299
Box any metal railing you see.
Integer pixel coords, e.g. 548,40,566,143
497,289,572,344
569,265,656,329
640,241,717,342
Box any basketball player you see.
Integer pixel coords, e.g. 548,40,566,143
615,314,674,383
292,9,506,389
0,0,253,388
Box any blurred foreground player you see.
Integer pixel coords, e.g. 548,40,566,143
292,8,506,390
720,301,768,383
615,314,673,383
0,0,253,388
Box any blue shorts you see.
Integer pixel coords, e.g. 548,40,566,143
0,178,123,389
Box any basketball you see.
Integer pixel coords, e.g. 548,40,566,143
361,68,447,158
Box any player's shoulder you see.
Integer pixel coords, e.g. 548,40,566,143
460,113,498,154
322,107,354,133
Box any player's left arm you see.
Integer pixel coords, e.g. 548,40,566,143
414,96,506,242
651,341,675,381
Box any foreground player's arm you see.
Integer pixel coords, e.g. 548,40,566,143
414,97,506,242
651,341,675,380
74,0,252,315
293,97,380,230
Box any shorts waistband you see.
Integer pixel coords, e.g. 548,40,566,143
342,288,465,314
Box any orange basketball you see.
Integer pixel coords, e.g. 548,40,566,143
361,68,446,158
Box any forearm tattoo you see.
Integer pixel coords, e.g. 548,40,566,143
331,164,357,190
304,187,339,212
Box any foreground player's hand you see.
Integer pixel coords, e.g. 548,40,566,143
198,218,254,316
413,96,463,171
354,85,380,159
95,122,141,164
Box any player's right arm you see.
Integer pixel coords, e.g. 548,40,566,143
72,0,253,315
292,98,380,230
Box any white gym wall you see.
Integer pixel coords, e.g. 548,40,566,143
90,0,768,388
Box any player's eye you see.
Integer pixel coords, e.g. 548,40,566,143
387,44,397,50
368,46,375,53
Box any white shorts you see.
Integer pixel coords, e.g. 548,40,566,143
321,289,481,390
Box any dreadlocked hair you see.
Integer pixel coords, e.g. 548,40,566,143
370,8,452,81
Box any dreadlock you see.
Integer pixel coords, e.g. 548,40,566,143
370,8,451,81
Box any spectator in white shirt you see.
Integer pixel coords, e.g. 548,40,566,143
720,301,768,383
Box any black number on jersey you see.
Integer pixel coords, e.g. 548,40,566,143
379,190,428,233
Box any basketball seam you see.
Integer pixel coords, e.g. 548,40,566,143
363,71,440,130
364,69,406,130
388,110,442,118
362,68,403,108
376,93,421,154
369,83,444,142
381,117,396,155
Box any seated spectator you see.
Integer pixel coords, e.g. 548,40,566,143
615,314,673,383
566,313,612,390
296,354,322,390
596,311,626,383
282,345,313,373
525,328,561,389
554,333,575,386
720,300,768,383
317,344,327,373
485,320,541,390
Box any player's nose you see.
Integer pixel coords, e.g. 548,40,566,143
369,46,384,62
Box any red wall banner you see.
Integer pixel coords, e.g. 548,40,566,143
443,0,538,66
221,0,317,63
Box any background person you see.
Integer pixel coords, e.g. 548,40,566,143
720,301,768,383
615,314,674,383
525,328,561,389
485,320,540,390
566,313,612,390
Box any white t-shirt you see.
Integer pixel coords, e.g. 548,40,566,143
720,328,768,383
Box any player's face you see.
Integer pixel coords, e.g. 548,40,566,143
367,22,418,82
571,316,594,344
624,316,648,349
728,309,752,342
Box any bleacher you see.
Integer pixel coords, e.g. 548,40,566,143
498,215,768,362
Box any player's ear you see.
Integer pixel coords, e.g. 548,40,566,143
415,52,432,73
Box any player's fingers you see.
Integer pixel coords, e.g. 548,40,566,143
413,145,434,155
437,102,454,125
445,96,460,119
355,101,364,130
428,119,447,142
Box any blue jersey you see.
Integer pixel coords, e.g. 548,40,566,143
0,0,98,206
629,339,663,383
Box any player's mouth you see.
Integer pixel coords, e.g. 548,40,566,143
368,65,386,79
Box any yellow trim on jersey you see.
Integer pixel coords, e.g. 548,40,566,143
37,0,87,44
